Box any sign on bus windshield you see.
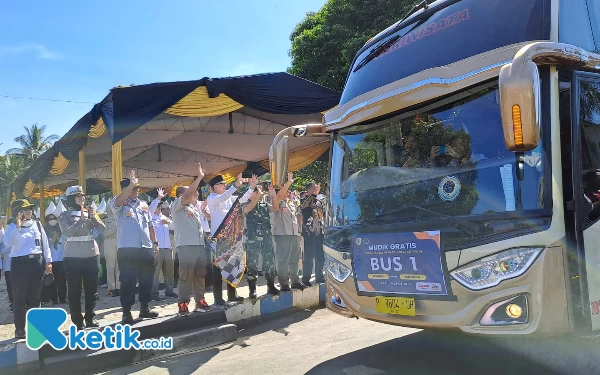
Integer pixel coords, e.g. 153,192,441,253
341,0,550,105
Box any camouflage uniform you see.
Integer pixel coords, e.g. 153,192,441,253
244,197,276,282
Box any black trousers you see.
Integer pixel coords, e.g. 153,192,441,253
212,264,236,300
11,255,44,332
302,235,325,284
117,247,154,310
64,257,98,325
42,261,67,303
4,270,13,304
99,256,107,285
174,252,179,287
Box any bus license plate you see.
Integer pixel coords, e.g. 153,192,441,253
375,296,416,316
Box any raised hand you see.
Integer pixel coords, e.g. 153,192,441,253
129,170,139,186
268,184,276,197
198,163,205,179
249,174,258,189
236,173,243,187
16,212,23,228
287,172,295,185
88,206,96,218
200,200,208,211
157,188,166,200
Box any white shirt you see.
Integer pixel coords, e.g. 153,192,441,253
195,201,211,233
1,227,11,271
149,198,173,249
4,220,52,263
207,185,253,236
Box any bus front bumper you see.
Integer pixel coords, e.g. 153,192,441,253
325,246,569,336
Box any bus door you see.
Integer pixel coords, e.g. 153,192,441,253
569,71,600,332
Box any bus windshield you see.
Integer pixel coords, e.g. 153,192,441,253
329,85,547,228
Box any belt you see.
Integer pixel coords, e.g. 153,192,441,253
67,235,94,242
15,254,42,259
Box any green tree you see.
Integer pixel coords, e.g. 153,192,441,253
288,0,413,91
6,124,59,162
292,160,328,192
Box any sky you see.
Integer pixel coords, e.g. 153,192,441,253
0,0,327,151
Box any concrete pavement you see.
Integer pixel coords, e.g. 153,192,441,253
100,308,600,375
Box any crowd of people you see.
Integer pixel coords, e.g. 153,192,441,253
0,162,326,338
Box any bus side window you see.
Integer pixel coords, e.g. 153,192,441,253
579,82,600,225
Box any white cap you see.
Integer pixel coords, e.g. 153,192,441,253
66,185,84,197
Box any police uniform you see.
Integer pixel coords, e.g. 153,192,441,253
111,178,159,323
243,195,278,297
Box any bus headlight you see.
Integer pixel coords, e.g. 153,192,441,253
325,254,352,283
450,247,543,291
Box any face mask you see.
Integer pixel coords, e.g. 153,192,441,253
48,220,58,226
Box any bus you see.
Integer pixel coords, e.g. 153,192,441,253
270,0,600,336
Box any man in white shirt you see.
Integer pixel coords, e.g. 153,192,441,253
149,188,178,301
206,173,255,305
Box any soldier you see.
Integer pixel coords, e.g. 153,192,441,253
242,182,279,298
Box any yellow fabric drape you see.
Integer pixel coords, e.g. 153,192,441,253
79,150,87,191
168,181,194,198
112,141,123,195
89,117,107,138
259,142,330,172
29,189,64,199
204,164,248,186
165,86,244,117
23,179,36,198
50,152,70,175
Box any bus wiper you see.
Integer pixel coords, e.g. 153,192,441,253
353,35,400,73
399,0,429,24
375,205,483,238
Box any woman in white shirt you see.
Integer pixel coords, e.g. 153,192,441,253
4,199,52,339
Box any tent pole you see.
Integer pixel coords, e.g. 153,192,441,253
39,181,46,224
112,141,123,196
79,149,87,192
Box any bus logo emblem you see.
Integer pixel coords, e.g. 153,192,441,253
438,176,461,202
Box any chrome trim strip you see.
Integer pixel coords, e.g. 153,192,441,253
326,60,511,127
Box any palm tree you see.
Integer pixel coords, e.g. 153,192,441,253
6,124,59,162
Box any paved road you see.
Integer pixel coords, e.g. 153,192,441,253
100,309,600,375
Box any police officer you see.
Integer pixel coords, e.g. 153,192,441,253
111,170,160,324
242,182,279,298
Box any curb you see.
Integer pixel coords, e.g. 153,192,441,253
42,324,238,375
0,283,326,374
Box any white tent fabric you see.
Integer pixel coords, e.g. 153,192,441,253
97,199,107,214
90,201,98,210
45,202,57,217
35,207,41,219
54,201,66,216
41,109,325,190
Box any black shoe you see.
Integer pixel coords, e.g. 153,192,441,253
280,285,292,292
214,298,226,306
140,307,158,319
228,295,244,303
248,280,258,299
291,283,306,291
267,280,280,296
59,299,67,304
74,322,86,330
85,319,100,328
152,295,164,302
303,281,313,287
165,292,179,298
15,329,26,339
51,300,59,305
122,311,134,324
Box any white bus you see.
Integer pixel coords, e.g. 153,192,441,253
270,0,600,336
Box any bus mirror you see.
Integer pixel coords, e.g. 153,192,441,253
270,134,290,188
270,124,327,187
499,60,541,152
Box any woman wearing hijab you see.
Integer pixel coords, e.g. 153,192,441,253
59,186,106,330
43,213,67,304
4,199,52,339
